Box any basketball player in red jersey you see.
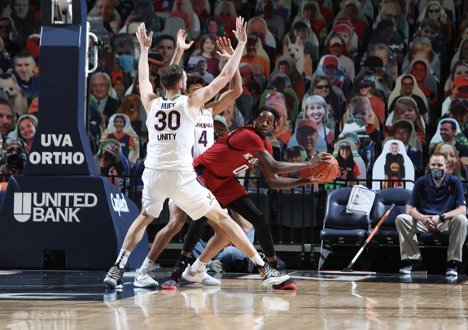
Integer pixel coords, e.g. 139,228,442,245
164,106,333,290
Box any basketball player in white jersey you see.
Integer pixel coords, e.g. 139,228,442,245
129,33,246,288
104,19,289,289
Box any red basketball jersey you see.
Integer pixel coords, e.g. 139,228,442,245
195,125,273,178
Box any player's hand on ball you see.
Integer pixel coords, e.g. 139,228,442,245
309,152,332,167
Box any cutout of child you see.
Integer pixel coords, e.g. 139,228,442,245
190,34,220,77
194,58,214,84
346,96,380,143
336,140,361,187
383,142,405,188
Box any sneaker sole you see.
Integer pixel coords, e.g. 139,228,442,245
273,283,297,290
104,277,123,289
200,278,221,286
183,274,221,286
134,280,159,288
262,275,290,287
160,284,178,290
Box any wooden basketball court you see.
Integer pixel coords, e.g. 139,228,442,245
1,269,468,329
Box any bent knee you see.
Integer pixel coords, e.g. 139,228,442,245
166,219,185,235
395,214,408,224
452,214,468,226
214,227,230,241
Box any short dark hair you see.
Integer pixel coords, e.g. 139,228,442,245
421,18,440,32
186,74,205,91
401,75,414,84
14,51,34,66
431,152,448,165
413,60,427,71
278,60,289,68
112,33,135,53
157,34,175,48
270,76,285,89
252,105,281,127
293,21,308,30
440,119,456,131
160,64,184,90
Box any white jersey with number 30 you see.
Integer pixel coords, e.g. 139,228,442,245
145,95,196,171
193,108,214,159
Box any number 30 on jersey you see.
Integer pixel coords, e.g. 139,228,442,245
154,110,181,131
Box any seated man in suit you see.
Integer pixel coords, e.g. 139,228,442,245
395,153,468,277
91,72,119,123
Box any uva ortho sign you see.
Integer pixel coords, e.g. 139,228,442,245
28,134,85,165
13,192,98,222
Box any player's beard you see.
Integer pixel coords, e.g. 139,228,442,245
181,87,187,95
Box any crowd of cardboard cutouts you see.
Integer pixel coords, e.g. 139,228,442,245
2,0,468,191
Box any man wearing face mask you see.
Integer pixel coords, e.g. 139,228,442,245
395,153,468,277
111,34,137,82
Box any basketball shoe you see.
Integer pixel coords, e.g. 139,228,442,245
159,266,183,290
257,263,290,286
134,268,159,288
272,279,297,290
182,263,221,286
104,265,125,289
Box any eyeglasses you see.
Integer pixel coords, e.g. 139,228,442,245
92,83,108,88
428,9,440,13
315,85,330,89
0,25,11,30
402,83,414,87
339,143,351,148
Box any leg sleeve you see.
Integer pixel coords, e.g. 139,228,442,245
182,217,209,254
227,196,276,258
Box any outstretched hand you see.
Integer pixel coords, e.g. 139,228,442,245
232,16,247,44
216,36,234,60
136,23,153,50
176,29,193,51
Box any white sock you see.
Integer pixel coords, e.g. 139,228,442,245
193,259,207,272
250,253,265,267
115,249,131,269
140,257,154,274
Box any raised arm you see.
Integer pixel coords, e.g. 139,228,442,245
188,17,247,116
170,29,193,66
253,150,333,175
136,23,155,114
205,37,243,116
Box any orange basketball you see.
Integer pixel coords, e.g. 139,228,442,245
309,156,340,183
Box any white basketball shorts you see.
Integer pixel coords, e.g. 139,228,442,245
142,168,216,220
